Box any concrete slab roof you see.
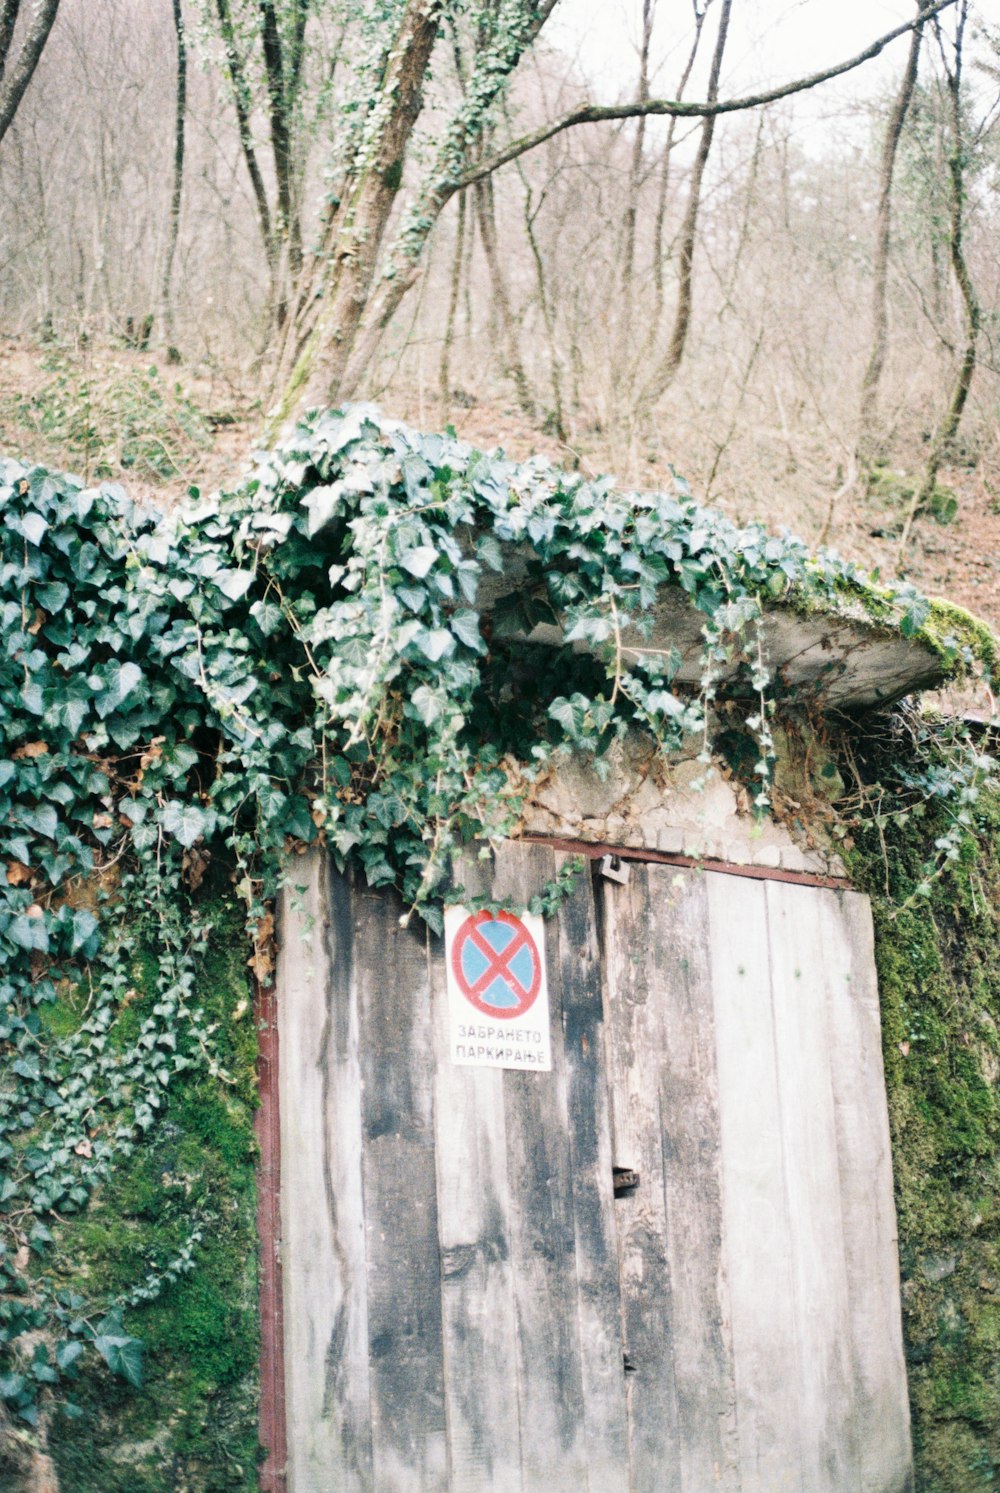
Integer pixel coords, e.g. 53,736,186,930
480,574,944,712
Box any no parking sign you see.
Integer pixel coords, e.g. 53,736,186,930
444,907,551,1071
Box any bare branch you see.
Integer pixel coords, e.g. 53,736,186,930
454,0,958,189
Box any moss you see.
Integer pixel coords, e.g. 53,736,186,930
47,873,261,1492
916,600,999,678
851,788,1000,1490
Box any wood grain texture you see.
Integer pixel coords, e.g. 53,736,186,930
764,880,860,1492
354,878,448,1492
431,852,523,1492
647,867,740,1493
820,890,914,1493
493,844,592,1490
553,855,631,1490
598,866,682,1493
279,853,373,1493
707,872,805,1492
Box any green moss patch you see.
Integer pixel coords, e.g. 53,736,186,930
45,878,261,1492
852,788,1000,1490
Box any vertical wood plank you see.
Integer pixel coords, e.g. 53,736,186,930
597,866,682,1493
707,872,805,1492
764,880,860,1491
494,844,592,1489
556,857,631,1491
820,890,914,1493
431,853,523,1492
278,852,373,1493
645,866,740,1493
355,878,449,1492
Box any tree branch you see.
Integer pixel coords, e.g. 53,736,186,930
454,0,958,189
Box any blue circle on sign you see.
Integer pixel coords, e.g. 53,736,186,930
451,910,541,1019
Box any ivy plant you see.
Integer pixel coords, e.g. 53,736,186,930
0,404,994,1425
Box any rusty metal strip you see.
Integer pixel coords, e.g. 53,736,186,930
255,968,288,1493
519,833,852,890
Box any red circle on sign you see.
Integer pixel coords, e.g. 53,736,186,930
451,910,541,1020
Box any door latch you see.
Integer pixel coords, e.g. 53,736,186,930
613,1167,640,1196
598,854,630,885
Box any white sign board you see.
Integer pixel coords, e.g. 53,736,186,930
444,906,552,1071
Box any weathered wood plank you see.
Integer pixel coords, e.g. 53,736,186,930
494,844,592,1490
820,890,913,1493
764,880,860,1491
555,856,630,1491
431,853,523,1492
278,852,373,1493
707,871,805,1492
355,878,449,1492
598,866,682,1493
647,866,740,1493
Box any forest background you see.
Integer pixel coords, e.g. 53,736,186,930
0,0,998,633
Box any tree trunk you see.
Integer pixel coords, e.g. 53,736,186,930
475,174,534,418
159,0,187,354
214,0,275,280
643,0,732,407
0,0,60,147
897,1,979,564
438,188,466,417
334,0,558,399
269,0,443,430
857,1,923,477
618,0,653,354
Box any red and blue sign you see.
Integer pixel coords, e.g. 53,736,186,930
450,909,542,1020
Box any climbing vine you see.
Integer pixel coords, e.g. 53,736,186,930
0,405,994,1435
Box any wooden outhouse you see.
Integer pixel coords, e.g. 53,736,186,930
268,595,941,1493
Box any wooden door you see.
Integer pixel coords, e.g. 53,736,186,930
596,863,912,1493
276,846,912,1493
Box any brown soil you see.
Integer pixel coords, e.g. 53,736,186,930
1,335,997,637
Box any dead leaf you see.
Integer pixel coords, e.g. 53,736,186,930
6,860,32,885
247,948,274,983
27,903,44,919
14,1243,29,1273
898,1041,911,1057
181,845,211,891
12,740,49,759
92,812,113,830
74,1138,93,1158
140,736,166,771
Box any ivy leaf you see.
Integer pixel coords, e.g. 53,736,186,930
69,909,99,956
414,628,453,662
215,568,256,602
161,801,213,848
250,599,284,637
304,483,344,537
93,1313,143,1388
55,1341,83,1372
96,661,143,717
17,513,48,546
400,545,438,579
9,915,49,953
450,610,483,650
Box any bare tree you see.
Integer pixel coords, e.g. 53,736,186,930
856,0,925,478
159,0,187,354
0,0,61,148
897,0,981,562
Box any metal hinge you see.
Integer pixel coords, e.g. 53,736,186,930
598,854,630,885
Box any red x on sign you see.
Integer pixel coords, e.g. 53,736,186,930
450,910,541,1020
